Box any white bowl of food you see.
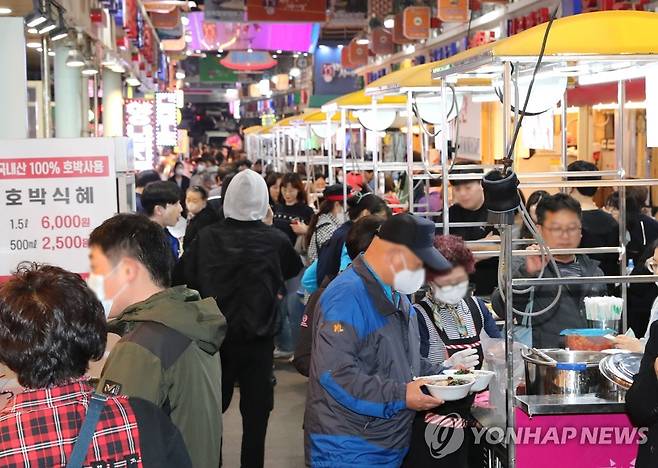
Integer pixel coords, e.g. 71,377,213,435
441,368,494,392
419,375,476,401
469,370,495,392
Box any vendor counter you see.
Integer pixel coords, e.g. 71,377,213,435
472,394,641,468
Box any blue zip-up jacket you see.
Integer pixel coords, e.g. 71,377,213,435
304,255,442,467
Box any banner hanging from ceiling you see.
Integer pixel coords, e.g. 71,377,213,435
204,0,246,22
187,13,320,52
245,0,327,22
314,45,360,95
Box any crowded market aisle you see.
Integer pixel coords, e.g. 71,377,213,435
223,363,307,468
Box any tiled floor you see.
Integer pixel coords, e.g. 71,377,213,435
223,362,308,468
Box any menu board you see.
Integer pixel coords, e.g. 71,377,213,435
0,138,119,279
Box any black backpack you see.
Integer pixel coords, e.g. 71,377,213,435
292,277,332,377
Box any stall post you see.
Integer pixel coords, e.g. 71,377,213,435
41,31,52,138
406,90,415,212
502,60,516,468
617,80,628,332
440,83,450,235
561,91,569,193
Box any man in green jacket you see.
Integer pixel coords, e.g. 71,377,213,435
87,213,226,468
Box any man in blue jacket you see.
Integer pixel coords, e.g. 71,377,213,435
304,213,477,467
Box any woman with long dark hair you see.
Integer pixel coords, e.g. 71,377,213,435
273,172,314,246
305,184,347,264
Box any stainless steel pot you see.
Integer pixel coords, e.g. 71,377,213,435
521,349,607,396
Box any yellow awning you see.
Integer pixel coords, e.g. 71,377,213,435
243,125,262,135
366,61,440,94
274,115,305,128
323,89,407,109
432,11,658,77
302,110,358,123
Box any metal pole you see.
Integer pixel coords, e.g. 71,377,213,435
502,60,515,468
513,274,658,287
407,90,415,213
441,83,450,235
503,224,515,468
503,62,512,159
618,80,628,333
561,91,569,193
93,74,99,137
41,34,52,137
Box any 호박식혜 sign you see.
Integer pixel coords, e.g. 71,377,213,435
0,138,118,279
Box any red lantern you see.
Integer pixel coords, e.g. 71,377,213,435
90,8,103,24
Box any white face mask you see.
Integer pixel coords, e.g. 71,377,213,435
391,256,425,295
175,168,184,176
432,280,469,305
86,263,126,319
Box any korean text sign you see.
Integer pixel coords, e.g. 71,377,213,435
0,139,118,278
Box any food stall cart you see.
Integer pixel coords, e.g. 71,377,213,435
428,11,658,467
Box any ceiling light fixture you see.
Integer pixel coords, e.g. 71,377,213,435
247,48,253,53
26,41,41,49
0,7,11,14
48,50,55,56
81,61,99,76
356,34,369,45
38,19,56,35
65,49,84,67
383,16,395,29
28,27,38,34
126,75,141,87
49,8,69,43
176,70,186,80
289,67,301,78
276,49,282,54
25,8,48,28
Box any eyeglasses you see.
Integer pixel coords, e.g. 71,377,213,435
542,225,582,237
646,258,658,274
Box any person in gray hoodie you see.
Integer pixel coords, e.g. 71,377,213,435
88,213,226,468
180,169,303,468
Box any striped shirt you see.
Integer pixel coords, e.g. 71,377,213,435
415,296,484,367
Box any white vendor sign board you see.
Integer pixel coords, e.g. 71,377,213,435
0,138,120,279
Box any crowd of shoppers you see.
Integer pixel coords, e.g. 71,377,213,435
2,147,658,468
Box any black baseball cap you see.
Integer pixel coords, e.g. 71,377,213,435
378,213,452,271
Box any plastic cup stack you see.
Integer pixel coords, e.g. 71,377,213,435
584,296,624,321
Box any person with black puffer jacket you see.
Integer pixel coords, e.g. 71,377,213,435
179,169,303,468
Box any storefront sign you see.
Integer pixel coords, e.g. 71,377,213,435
187,13,319,52
403,6,431,40
246,0,326,22
437,0,469,23
393,12,413,44
348,39,368,67
314,44,360,95
204,0,246,22
0,138,118,278
155,93,178,147
124,99,156,171
372,28,394,55
199,56,239,82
